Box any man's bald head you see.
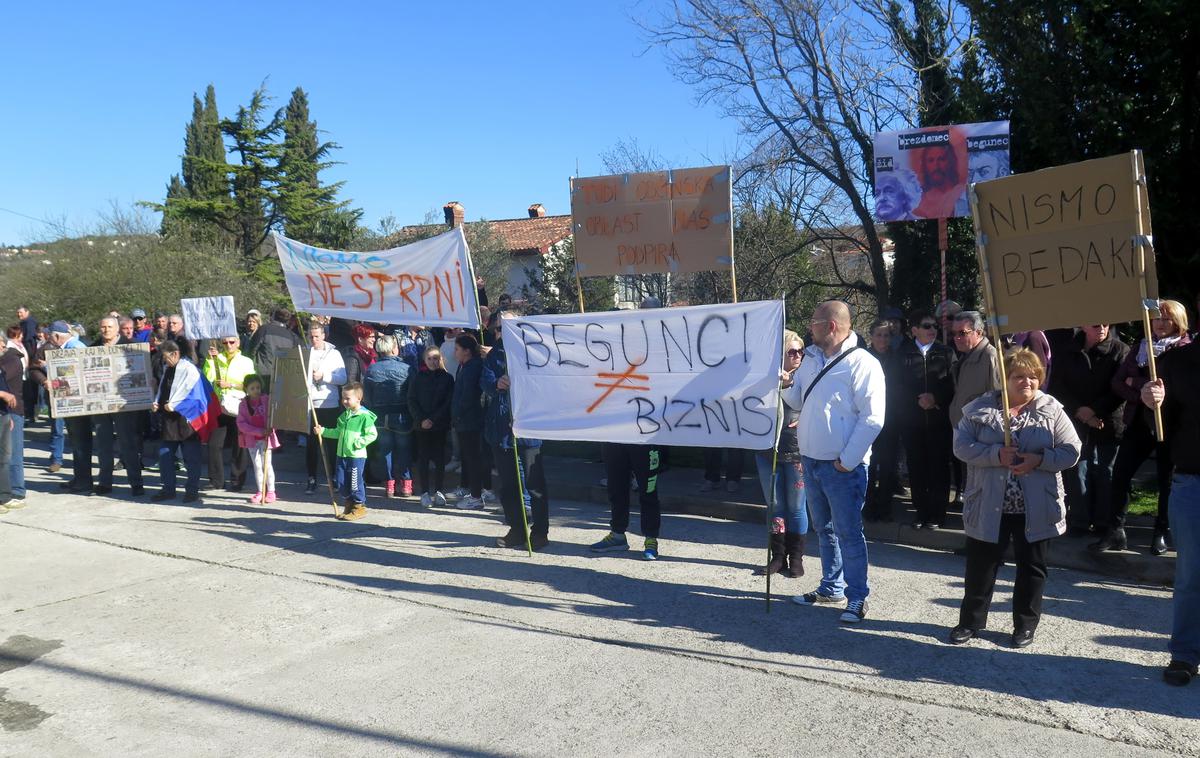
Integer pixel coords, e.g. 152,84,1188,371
815,300,852,328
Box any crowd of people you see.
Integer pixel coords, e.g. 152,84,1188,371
2,292,1198,687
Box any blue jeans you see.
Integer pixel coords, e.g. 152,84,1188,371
802,456,870,602
1169,473,1200,666
8,414,24,498
755,451,808,534
50,417,64,465
336,457,367,504
158,438,202,496
375,414,412,481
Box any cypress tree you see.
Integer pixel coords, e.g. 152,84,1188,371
277,87,361,248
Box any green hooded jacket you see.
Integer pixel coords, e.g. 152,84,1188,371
321,406,379,458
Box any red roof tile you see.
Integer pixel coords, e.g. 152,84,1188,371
396,215,572,257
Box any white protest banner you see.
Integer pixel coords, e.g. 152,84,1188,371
46,343,154,418
570,165,733,276
273,227,481,328
503,300,784,448
181,296,238,340
873,120,1010,221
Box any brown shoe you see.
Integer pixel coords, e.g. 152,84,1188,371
342,503,367,521
48,462,62,473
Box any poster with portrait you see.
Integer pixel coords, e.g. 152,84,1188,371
46,343,154,418
873,121,1010,221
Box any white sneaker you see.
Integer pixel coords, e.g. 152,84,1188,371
456,495,485,510
420,493,433,508
433,491,448,507
447,487,469,501
481,489,498,504
5,499,26,510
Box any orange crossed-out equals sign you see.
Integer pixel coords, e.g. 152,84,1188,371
586,363,650,414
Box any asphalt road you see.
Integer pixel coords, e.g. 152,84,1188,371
0,467,1195,757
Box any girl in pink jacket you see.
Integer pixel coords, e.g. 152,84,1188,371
237,375,280,503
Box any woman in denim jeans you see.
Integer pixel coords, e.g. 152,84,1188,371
755,330,808,577
362,335,413,498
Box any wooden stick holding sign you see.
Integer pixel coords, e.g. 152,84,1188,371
295,329,340,518
1130,150,1165,442
968,184,1014,445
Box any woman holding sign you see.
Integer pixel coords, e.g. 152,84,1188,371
949,349,1080,648
1096,300,1191,555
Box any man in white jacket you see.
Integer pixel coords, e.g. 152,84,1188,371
305,322,347,494
782,301,886,623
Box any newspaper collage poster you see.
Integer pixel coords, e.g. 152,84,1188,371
873,120,1011,221
47,343,155,419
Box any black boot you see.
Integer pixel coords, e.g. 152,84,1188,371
783,532,805,578
1089,527,1127,552
1151,528,1169,556
758,532,786,575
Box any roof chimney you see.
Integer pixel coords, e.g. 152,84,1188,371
528,203,546,218
444,201,465,228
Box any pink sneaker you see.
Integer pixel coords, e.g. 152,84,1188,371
250,493,263,504
265,491,277,503
401,479,413,497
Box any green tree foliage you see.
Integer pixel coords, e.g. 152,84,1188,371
962,0,1200,303
278,87,362,249
521,236,616,314
0,235,283,329
883,0,981,314
153,85,363,279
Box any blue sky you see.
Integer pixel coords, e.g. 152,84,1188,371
0,1,743,245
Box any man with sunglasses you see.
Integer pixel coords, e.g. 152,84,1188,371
895,310,956,529
131,308,153,342
948,311,1001,428
203,334,254,491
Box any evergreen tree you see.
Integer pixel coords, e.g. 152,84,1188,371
277,87,361,248
884,0,981,314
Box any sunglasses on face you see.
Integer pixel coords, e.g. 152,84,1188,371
785,349,803,357
951,330,974,338
222,340,238,345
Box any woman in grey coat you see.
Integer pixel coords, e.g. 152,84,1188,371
948,348,1081,648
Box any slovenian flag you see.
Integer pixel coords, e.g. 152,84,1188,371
173,371,221,443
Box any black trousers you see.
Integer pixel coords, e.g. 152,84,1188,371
67,416,94,488
207,414,248,488
493,443,549,537
959,513,1049,633
92,412,144,490
413,428,448,495
902,421,952,524
1108,416,1173,531
603,442,662,538
704,447,744,483
306,407,341,480
456,429,486,497
866,424,900,518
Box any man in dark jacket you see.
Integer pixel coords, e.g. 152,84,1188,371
0,337,27,508
16,306,38,424
1048,324,1129,535
481,315,550,550
450,334,488,509
1142,341,1200,686
895,310,956,529
249,308,300,391
89,316,145,496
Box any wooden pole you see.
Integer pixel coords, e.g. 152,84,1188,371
295,333,340,518
729,169,738,304
1130,149,1165,442
569,176,587,315
938,216,949,315
967,185,1013,445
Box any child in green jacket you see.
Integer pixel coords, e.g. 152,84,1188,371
313,382,378,520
